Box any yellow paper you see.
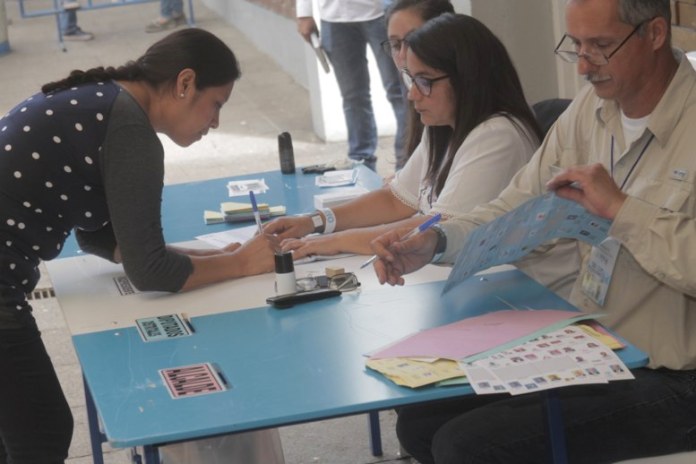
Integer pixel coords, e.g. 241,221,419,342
203,210,225,224
220,201,270,214
366,357,466,388
577,323,624,350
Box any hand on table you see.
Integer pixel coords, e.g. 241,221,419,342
264,215,314,241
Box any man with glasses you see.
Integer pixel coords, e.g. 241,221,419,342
296,0,407,172
370,1,696,462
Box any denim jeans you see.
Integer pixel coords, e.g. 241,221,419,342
161,0,184,18
58,9,77,35
397,368,696,464
0,311,73,463
320,17,407,170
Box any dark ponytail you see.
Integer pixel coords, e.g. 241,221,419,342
42,28,241,94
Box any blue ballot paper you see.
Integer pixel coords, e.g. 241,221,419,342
443,193,612,294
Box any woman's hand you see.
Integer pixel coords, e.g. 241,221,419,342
234,233,277,276
281,235,342,260
263,215,315,240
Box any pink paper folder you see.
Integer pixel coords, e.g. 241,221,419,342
369,309,591,361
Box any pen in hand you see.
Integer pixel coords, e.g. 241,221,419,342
359,213,442,269
249,191,264,236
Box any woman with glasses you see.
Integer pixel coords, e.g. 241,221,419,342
266,13,542,264
382,0,454,167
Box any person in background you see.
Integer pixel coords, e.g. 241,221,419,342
382,0,454,165
59,2,93,41
265,14,542,265
0,28,274,461
295,0,407,172
370,1,696,462
145,0,186,33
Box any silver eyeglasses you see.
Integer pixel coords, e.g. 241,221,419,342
401,69,449,97
554,18,653,66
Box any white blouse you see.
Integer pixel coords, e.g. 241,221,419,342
390,115,537,219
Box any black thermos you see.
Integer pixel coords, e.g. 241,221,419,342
278,132,296,174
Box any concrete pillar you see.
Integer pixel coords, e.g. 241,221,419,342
0,0,9,55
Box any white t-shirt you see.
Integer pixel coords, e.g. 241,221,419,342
296,0,385,22
390,115,537,219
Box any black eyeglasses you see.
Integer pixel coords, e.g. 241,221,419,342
401,69,449,97
381,38,406,57
554,18,654,66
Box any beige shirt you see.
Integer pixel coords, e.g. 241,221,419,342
440,54,696,369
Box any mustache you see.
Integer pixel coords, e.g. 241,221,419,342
585,74,611,83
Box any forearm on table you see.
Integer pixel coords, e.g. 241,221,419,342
179,253,254,291
331,189,415,231
334,215,443,255
167,245,226,257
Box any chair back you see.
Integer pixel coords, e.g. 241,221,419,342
532,98,572,138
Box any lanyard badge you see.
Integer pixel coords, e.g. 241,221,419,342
581,237,621,307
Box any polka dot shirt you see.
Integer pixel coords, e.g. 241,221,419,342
0,81,191,319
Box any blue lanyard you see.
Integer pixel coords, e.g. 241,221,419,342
610,133,654,191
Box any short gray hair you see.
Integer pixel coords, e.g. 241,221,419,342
618,0,670,26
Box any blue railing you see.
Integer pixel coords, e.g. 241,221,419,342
16,0,195,47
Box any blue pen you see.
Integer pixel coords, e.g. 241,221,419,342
359,213,442,269
249,191,264,235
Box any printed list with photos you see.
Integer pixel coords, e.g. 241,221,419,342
463,325,633,396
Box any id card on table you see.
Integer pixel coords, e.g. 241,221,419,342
581,237,621,307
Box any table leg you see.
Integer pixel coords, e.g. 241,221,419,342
368,411,383,456
83,375,105,464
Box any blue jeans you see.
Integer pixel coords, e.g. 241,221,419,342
161,0,184,18
320,17,407,170
396,368,696,463
58,9,78,35
0,311,73,463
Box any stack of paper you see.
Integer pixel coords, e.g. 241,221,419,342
204,201,286,225
365,310,631,393
463,324,632,395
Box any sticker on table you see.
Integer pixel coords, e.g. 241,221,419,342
113,275,140,296
227,178,269,197
160,363,228,399
136,314,192,342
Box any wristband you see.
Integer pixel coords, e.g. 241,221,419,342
430,224,447,263
321,208,337,234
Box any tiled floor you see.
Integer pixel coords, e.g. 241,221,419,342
1,1,406,462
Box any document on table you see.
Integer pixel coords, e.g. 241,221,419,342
227,178,269,197
463,325,633,395
365,357,466,388
444,192,612,294
366,323,630,391
315,169,358,187
368,309,597,361
197,225,257,248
